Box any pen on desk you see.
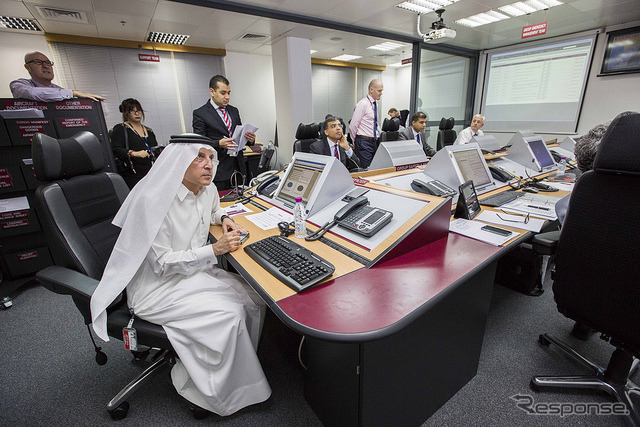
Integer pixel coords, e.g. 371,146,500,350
527,205,550,211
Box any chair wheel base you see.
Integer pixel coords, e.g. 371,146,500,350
108,401,129,420
538,334,551,346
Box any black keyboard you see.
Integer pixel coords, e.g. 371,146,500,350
479,191,525,207
244,235,335,292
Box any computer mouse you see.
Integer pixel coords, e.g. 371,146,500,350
522,186,539,193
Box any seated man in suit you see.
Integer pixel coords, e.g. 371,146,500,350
310,115,360,170
193,75,255,190
399,111,435,157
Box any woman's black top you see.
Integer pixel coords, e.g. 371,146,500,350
111,123,158,188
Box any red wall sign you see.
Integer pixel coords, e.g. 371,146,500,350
522,21,548,39
138,54,160,62
55,100,94,110
401,58,412,66
1,100,48,110
16,120,49,138
0,168,13,188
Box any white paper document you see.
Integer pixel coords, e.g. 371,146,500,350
546,181,575,192
476,210,545,233
501,193,560,220
224,203,253,217
0,196,30,213
450,218,520,246
227,123,258,156
245,207,293,230
0,108,44,119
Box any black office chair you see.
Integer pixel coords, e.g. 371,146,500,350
436,117,457,150
380,118,400,142
31,131,177,420
530,113,640,426
293,122,319,154
399,109,409,128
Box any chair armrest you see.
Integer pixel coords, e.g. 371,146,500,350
531,230,561,256
36,265,98,301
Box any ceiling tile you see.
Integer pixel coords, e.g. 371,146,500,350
94,11,151,41
92,0,157,18
0,1,34,18
35,20,99,37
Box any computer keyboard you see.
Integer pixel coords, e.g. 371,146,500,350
244,235,335,292
479,191,525,207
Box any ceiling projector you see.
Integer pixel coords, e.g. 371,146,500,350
417,8,456,44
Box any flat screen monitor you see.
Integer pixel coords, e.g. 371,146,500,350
600,26,640,76
451,147,493,189
526,137,555,169
275,157,326,206
471,134,500,151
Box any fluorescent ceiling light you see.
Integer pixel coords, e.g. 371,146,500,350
0,16,41,31
499,0,563,17
455,10,509,27
331,54,362,61
396,2,433,14
367,42,404,51
310,50,318,54
147,31,190,45
396,0,460,14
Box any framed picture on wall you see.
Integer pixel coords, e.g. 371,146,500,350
599,26,640,76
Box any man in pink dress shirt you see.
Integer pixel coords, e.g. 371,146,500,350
10,51,104,102
349,79,383,169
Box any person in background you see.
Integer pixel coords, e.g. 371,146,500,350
10,51,104,102
310,115,360,170
388,108,400,119
193,75,256,191
111,98,158,189
349,79,383,168
454,114,485,145
399,111,435,157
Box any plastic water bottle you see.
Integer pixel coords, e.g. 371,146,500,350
557,157,567,174
294,197,307,238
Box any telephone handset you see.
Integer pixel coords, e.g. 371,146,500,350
334,195,369,221
256,174,280,197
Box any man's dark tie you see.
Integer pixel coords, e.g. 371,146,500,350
373,101,377,139
220,107,232,134
416,133,421,144
334,144,340,160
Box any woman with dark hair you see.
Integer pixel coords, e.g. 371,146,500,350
111,98,159,188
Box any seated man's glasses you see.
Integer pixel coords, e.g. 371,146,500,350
26,59,54,67
497,210,530,224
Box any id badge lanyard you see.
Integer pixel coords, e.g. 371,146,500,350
122,309,138,351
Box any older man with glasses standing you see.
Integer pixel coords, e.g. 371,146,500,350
10,51,104,102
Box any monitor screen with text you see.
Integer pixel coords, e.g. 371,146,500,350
275,158,326,206
452,148,492,189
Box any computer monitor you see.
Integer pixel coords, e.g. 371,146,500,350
275,157,325,206
422,143,495,193
450,146,493,190
471,134,501,152
272,152,354,216
368,140,428,170
527,137,555,170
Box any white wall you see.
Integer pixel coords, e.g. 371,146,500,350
224,51,277,149
476,22,640,145
381,66,411,118
0,32,52,98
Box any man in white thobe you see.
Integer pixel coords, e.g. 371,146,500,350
454,114,485,145
90,139,271,416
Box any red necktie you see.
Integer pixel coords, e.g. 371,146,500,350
220,107,232,134
334,145,340,160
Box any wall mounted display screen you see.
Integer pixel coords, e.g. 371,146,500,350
600,26,640,76
481,35,596,133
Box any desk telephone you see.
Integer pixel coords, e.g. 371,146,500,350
335,196,393,237
256,174,280,197
411,179,456,198
305,195,392,241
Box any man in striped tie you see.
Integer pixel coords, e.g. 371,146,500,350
193,75,256,190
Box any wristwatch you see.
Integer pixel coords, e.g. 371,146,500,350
128,150,134,158
220,215,233,223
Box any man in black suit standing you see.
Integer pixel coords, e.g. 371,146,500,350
193,75,256,190
309,115,360,170
399,111,436,157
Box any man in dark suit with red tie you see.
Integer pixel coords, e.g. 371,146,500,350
193,75,255,190
309,115,360,170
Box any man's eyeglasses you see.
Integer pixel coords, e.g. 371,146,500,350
26,59,54,67
497,211,530,224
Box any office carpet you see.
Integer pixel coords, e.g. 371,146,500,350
0,276,637,426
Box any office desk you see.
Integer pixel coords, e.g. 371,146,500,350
212,175,534,426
